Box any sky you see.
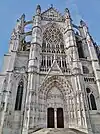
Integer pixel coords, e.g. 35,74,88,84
0,0,100,70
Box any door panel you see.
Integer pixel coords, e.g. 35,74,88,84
47,108,54,128
57,108,64,128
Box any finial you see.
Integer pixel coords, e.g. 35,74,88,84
17,19,19,22
65,8,69,13
20,14,25,22
80,20,87,27
65,8,71,19
37,4,41,9
36,4,41,15
21,14,25,19
80,20,89,33
51,4,53,8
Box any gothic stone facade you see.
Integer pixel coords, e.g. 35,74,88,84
0,5,100,134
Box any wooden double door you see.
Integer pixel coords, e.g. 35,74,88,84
47,108,64,128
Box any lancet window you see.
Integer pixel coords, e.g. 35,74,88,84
57,56,61,67
15,80,23,111
86,88,97,110
47,56,51,67
76,37,84,58
82,66,89,74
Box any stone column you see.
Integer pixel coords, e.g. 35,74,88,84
0,72,12,134
22,5,42,134
66,95,70,127
54,108,57,128
64,9,93,133
64,8,83,127
46,108,47,128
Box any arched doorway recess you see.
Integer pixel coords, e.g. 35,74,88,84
38,75,75,128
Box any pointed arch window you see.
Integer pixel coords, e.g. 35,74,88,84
82,66,89,74
76,37,84,58
47,56,51,67
62,56,67,68
90,94,97,110
57,56,61,67
42,41,46,52
15,80,23,111
47,43,51,53
86,88,97,110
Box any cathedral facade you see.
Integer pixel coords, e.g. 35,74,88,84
0,5,100,134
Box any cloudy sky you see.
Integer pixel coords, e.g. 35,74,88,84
0,0,100,70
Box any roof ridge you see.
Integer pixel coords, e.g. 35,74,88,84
41,6,63,16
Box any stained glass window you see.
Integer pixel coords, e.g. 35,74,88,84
42,23,65,54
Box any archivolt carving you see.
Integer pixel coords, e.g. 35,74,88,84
39,75,74,99
38,75,79,127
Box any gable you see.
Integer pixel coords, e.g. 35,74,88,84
41,7,65,22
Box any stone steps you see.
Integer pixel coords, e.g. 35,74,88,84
30,128,86,134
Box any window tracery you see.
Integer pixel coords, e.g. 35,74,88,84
83,66,89,74
40,24,68,72
42,24,65,54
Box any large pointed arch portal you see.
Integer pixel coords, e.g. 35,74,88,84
39,75,74,128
